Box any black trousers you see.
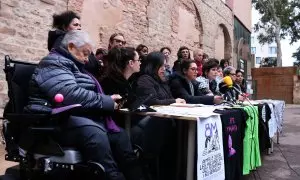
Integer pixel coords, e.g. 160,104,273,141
59,125,144,180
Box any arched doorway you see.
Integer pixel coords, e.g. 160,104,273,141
214,24,232,61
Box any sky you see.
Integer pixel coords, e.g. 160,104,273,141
252,8,300,66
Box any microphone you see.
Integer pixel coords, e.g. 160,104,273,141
222,76,253,105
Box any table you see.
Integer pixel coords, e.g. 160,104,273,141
119,105,222,180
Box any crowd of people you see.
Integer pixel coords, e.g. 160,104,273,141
24,11,247,180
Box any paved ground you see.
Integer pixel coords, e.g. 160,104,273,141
0,105,300,179
243,104,300,180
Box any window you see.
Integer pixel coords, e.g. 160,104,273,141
256,57,261,64
251,37,254,44
251,47,256,54
269,47,277,54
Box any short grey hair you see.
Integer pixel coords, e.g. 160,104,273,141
223,66,236,76
61,30,94,48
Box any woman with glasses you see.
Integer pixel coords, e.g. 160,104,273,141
101,47,141,108
221,66,245,102
100,47,146,180
47,11,81,51
169,60,222,105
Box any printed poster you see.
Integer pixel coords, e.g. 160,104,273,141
197,115,225,180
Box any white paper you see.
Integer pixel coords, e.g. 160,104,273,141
197,115,225,180
152,106,219,118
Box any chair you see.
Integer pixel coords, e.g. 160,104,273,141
2,55,105,180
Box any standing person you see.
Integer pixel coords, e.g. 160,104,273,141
220,58,230,70
47,11,81,51
177,46,190,60
203,53,209,62
173,46,191,72
193,49,204,77
160,46,172,76
108,33,126,50
136,44,149,57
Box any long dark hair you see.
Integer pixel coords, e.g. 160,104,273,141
106,47,136,80
52,11,80,30
181,59,195,76
142,51,165,81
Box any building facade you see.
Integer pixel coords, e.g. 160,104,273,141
251,8,277,68
0,0,235,109
227,0,252,77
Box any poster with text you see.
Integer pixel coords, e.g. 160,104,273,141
197,115,225,180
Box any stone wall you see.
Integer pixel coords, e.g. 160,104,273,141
0,0,233,110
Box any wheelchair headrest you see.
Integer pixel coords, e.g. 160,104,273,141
4,55,37,113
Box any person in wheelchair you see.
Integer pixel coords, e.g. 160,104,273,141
24,30,144,180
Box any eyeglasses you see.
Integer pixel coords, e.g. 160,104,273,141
113,39,126,45
230,73,236,76
189,68,198,72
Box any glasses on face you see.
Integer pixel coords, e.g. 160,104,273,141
189,67,198,72
113,39,126,45
230,73,236,76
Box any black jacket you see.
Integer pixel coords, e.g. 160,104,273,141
135,74,176,106
101,73,138,109
47,30,65,51
25,46,114,128
169,73,214,105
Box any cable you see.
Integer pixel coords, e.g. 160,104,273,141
277,144,300,177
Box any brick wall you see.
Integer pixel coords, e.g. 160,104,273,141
0,0,234,110
252,67,297,104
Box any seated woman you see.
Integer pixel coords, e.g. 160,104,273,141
235,69,246,93
135,51,185,179
196,59,221,96
169,60,222,105
25,30,143,180
136,52,186,105
101,47,141,110
221,66,245,102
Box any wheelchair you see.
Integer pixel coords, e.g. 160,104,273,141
1,55,105,180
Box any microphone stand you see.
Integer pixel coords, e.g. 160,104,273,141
232,86,253,106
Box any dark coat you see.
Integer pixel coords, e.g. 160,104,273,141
169,73,214,105
101,73,138,109
47,30,65,51
25,46,114,129
135,74,176,106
